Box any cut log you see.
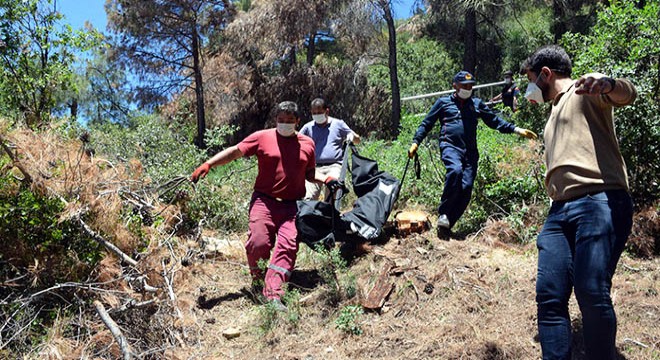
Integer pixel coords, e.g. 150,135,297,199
394,210,430,236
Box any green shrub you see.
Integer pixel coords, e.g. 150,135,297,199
89,113,205,183
90,114,252,232
562,2,660,204
257,301,280,334
0,187,103,287
498,7,554,78
311,247,357,305
335,305,363,336
369,37,456,114
184,157,255,232
256,285,302,334
281,286,302,328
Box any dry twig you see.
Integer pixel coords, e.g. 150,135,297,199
108,299,158,314
76,213,138,267
161,260,183,319
0,306,41,351
94,300,133,360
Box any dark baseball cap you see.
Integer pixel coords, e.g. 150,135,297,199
503,70,514,76
453,70,476,84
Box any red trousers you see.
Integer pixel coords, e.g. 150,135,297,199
245,193,299,300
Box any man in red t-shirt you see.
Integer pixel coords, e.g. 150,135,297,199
191,101,331,311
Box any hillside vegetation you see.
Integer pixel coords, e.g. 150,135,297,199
0,1,659,359
1,113,658,359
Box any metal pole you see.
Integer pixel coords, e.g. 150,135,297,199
401,80,506,102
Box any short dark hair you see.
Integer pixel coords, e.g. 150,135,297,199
520,45,572,77
276,101,299,118
310,98,327,110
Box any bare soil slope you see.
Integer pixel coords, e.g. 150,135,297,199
166,230,660,360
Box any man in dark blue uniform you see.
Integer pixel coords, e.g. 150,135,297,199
490,70,520,111
408,70,537,239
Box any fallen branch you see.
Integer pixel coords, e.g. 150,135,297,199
120,189,156,210
108,299,157,314
623,338,649,348
622,264,642,272
0,134,32,183
76,214,138,267
162,260,183,319
27,282,123,302
157,175,191,198
125,274,159,293
0,305,41,351
94,300,133,360
362,261,395,310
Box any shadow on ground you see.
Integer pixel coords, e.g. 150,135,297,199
197,291,245,309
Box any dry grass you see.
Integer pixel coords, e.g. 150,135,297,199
628,206,660,258
1,125,188,357
3,125,658,359
164,229,659,360
5,126,151,251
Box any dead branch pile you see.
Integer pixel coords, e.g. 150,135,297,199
0,123,198,358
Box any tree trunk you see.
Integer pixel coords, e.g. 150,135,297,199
192,27,206,149
70,99,78,119
289,46,296,70
553,0,567,43
381,0,400,137
307,31,317,66
463,8,477,73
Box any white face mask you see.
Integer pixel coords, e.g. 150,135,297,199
524,82,545,104
505,77,513,85
312,114,326,124
457,88,472,99
276,122,296,137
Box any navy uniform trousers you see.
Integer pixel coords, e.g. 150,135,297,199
438,143,478,228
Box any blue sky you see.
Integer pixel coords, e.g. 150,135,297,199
57,0,108,31
57,0,418,31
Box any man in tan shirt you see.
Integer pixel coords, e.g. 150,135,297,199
520,45,636,360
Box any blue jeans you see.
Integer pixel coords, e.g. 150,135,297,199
438,144,478,227
536,190,633,360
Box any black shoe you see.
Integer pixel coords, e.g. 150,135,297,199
436,226,452,240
